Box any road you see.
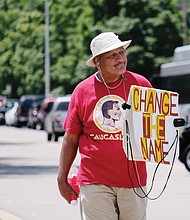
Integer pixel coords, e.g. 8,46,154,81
0,126,80,220
0,126,190,220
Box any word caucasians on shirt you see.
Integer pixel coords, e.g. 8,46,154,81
90,133,123,140
132,86,178,164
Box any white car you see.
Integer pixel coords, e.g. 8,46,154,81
5,102,19,126
44,95,71,142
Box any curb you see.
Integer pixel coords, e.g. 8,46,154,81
0,209,23,220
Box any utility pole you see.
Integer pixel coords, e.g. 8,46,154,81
45,0,50,97
181,0,189,45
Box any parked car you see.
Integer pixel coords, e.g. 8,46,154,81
45,96,71,142
35,97,57,130
5,101,19,126
0,97,6,107
0,98,18,125
179,124,190,172
27,99,44,129
0,97,7,124
15,95,45,127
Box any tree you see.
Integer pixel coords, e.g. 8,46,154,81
49,0,94,95
0,0,45,97
0,0,185,97
90,0,183,78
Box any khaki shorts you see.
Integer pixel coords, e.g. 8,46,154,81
80,184,147,220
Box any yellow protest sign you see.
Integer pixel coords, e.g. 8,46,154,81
123,85,179,164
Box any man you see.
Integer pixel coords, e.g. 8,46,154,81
57,32,152,220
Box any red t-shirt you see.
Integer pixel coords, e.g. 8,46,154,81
64,70,152,188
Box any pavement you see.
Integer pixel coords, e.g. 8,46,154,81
0,209,23,220
1,126,190,220
0,126,81,220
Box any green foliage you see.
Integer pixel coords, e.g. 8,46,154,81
49,0,94,95
91,0,183,77
0,0,45,97
0,0,185,98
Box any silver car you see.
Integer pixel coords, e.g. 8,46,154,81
45,95,71,142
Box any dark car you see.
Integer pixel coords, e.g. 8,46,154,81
35,97,57,130
27,99,44,129
179,124,190,172
45,96,71,142
0,97,6,124
15,95,45,127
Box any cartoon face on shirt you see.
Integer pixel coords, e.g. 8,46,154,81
102,100,122,128
93,95,125,133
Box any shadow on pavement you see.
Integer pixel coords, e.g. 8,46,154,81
0,163,58,176
0,141,38,146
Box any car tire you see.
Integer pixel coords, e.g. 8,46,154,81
184,148,190,172
36,123,42,130
54,133,59,142
47,133,52,141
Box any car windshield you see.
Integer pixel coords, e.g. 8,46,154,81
56,102,69,111
46,102,54,113
20,99,34,109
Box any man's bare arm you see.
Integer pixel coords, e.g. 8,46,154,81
57,132,79,203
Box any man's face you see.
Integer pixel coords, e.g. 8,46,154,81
98,47,127,77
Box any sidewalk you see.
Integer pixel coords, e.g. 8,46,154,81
0,209,23,220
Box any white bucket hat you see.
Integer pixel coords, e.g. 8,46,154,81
86,32,132,67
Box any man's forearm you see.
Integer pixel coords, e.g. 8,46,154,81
57,132,79,183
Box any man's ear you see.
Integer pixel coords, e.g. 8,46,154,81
94,57,99,66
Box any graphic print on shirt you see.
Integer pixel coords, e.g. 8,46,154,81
93,95,125,133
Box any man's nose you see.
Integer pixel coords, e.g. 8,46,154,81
115,53,125,60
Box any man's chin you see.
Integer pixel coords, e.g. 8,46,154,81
116,67,126,75
115,63,126,73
